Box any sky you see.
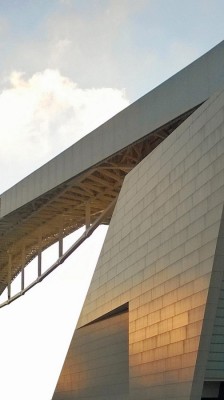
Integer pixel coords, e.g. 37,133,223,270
0,1,223,399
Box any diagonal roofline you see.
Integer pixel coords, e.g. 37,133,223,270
0,41,224,301
1,40,224,218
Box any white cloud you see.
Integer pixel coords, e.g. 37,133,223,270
0,69,129,193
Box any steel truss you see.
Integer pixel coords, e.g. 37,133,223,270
0,199,116,308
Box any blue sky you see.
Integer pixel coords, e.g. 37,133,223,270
1,0,224,99
0,1,223,399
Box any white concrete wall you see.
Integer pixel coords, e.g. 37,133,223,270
53,89,224,400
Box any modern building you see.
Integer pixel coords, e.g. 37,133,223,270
1,42,224,399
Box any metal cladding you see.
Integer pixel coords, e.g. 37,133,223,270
52,43,224,400
1,41,224,303
53,89,224,400
0,41,224,399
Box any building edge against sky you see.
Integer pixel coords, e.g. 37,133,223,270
1,41,224,218
0,41,224,399
52,43,224,399
1,42,224,304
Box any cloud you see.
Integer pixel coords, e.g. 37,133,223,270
0,69,129,193
0,0,154,100
1,0,223,105
44,0,151,91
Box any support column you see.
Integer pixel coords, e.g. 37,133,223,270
21,245,25,291
85,202,91,230
59,217,64,258
38,229,42,278
7,252,12,300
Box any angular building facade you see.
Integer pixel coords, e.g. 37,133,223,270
52,44,224,400
0,43,224,400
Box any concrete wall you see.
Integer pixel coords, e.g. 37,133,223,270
53,311,129,400
2,41,224,217
53,89,224,400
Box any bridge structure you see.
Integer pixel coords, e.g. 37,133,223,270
0,91,194,307
1,41,224,399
